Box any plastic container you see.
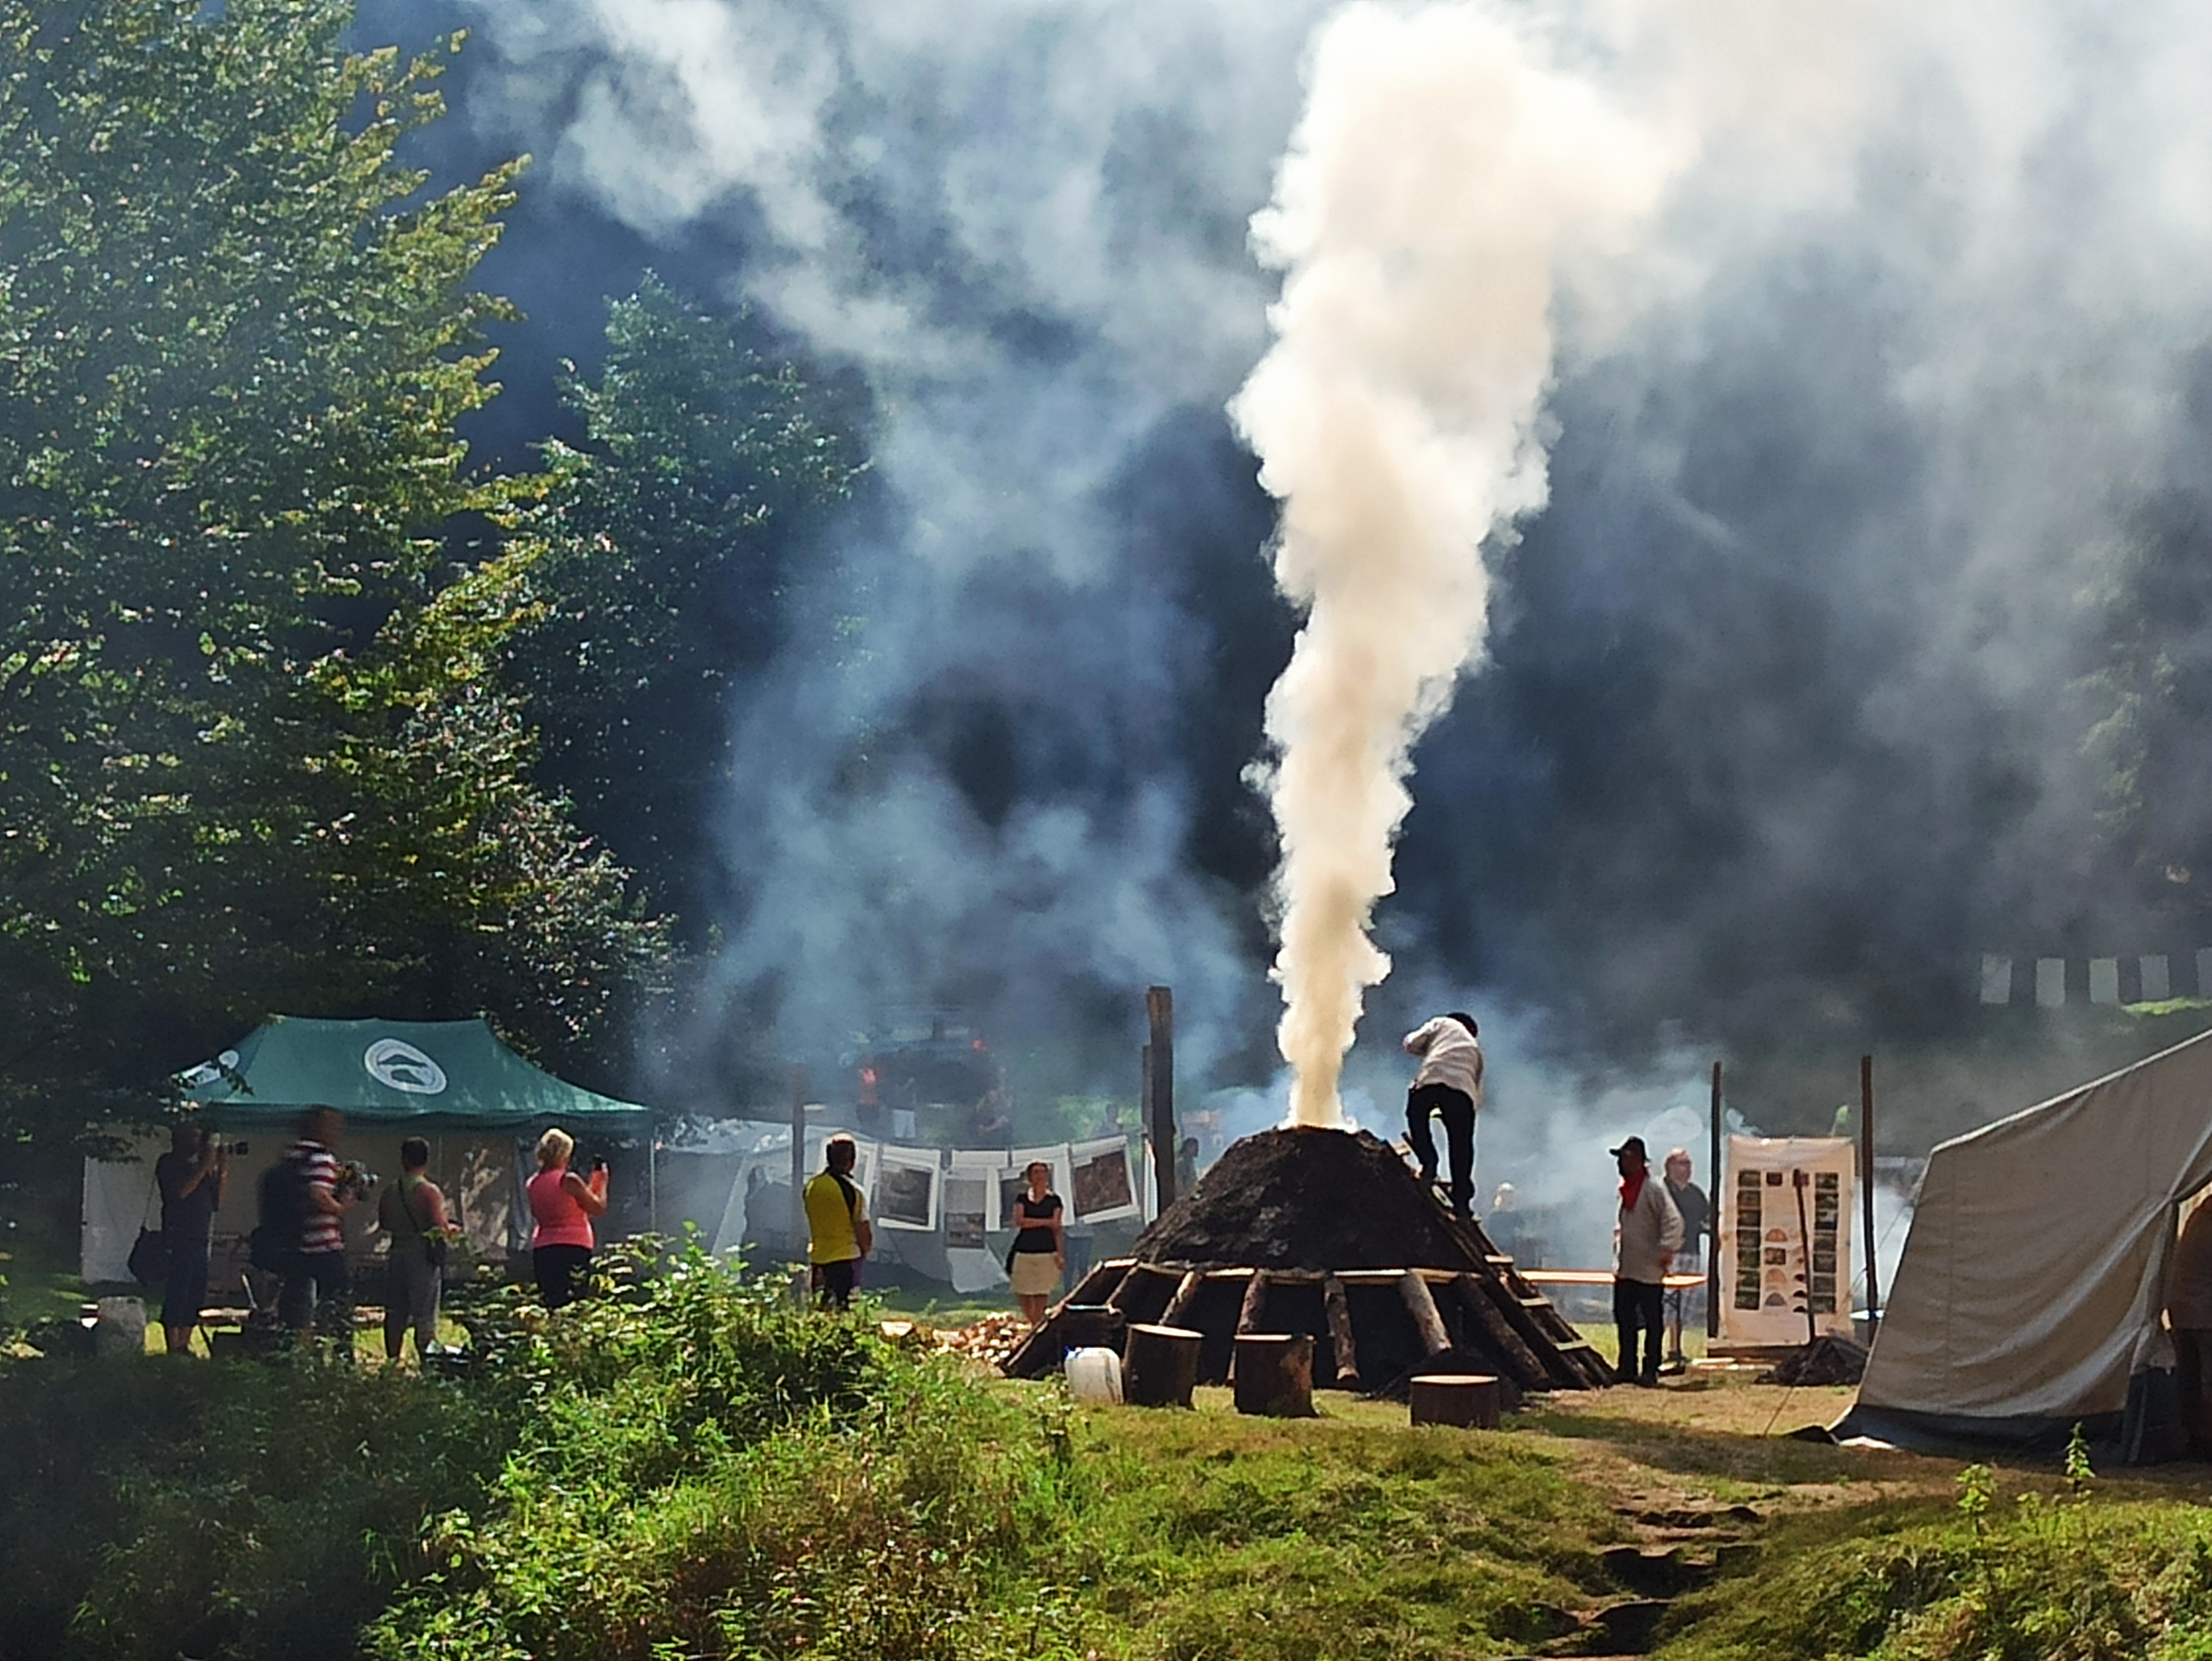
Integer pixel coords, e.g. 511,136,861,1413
1064,1345,1124,1406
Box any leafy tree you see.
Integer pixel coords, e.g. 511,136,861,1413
0,0,665,1136
509,277,863,937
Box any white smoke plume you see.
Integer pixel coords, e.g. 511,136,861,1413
1231,2,1674,1126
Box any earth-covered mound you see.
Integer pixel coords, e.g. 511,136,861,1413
1131,1125,1480,1271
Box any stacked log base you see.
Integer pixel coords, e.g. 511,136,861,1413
1005,1256,1608,1395
1409,1373,1502,1429
1124,1323,1203,1407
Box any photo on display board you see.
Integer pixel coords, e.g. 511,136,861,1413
875,1161,936,1229
1069,1138,1137,1221
942,1175,990,1250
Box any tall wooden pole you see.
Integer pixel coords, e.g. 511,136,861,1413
1707,1060,1722,1340
787,1065,809,1259
1860,1053,1880,1327
1147,986,1176,1213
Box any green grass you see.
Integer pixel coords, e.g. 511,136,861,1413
1659,1473,2212,1660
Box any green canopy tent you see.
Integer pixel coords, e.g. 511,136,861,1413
83,1017,654,1285
174,1015,651,1129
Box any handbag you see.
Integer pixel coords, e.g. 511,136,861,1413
126,1173,169,1286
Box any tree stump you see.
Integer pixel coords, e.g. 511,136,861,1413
1409,1373,1501,1429
1124,1322,1204,1407
1233,1333,1315,1417
1055,1303,1126,1356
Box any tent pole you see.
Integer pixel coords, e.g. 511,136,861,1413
1860,1053,1880,1332
1707,1061,1722,1341
787,1066,808,1264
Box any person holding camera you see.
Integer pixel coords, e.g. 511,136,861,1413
377,1137,452,1362
527,1127,607,1309
154,1122,229,1354
273,1106,361,1342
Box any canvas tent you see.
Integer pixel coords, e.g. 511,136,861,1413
83,1016,651,1284
1838,1025,2212,1457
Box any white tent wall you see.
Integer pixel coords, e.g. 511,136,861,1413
1853,1025,2212,1433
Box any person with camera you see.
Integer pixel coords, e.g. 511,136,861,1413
527,1127,607,1309
377,1137,453,1362
270,1105,361,1344
154,1122,229,1354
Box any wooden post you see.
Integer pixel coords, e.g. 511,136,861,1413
1410,1373,1502,1429
1161,1268,1206,1331
1707,1061,1723,1341
1125,1323,1204,1407
1322,1274,1361,1389
1146,987,1176,1213
1232,1333,1315,1417
786,1065,808,1262
1860,1053,1880,1328
1399,1271,1454,1356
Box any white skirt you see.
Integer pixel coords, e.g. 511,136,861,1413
1009,1251,1062,1297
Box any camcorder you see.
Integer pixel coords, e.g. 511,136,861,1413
333,1159,379,1200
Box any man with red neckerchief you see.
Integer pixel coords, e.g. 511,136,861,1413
1611,1135,1682,1388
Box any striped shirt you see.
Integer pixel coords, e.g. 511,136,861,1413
292,1141,343,1254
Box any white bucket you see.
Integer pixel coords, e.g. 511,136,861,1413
1065,1345,1124,1406
92,1296,147,1358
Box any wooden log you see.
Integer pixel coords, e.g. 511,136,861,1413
1450,1274,1552,1389
1107,1262,1176,1318
1409,1373,1502,1430
1057,1303,1127,1354
1399,1270,1454,1356
1160,1268,1206,1330
1232,1333,1315,1417
1226,1269,1271,1384
1322,1274,1361,1390
1124,1323,1203,1408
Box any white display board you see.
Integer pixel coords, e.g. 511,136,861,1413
1068,1135,1141,1223
1720,1134,1857,1345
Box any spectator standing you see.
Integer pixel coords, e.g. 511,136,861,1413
1611,1135,1683,1387
276,1106,356,1342
527,1128,608,1309
154,1123,227,1354
803,1133,873,1311
1175,1136,1200,1198
378,1137,452,1362
1009,1160,1065,1328
1402,1012,1483,1215
1661,1149,1710,1369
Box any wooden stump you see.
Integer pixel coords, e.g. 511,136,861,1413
1409,1373,1502,1429
1232,1333,1316,1418
1124,1322,1204,1407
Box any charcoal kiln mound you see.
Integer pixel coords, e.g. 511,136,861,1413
1003,1126,1614,1395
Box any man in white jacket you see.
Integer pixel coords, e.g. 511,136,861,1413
1402,1012,1483,1216
1611,1135,1684,1387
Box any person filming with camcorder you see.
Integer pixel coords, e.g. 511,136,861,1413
259,1105,364,1346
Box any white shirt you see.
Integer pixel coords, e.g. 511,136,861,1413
1402,1018,1483,1107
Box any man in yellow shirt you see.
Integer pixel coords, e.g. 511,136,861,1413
804,1133,874,1311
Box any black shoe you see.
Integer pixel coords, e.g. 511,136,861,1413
1418,1166,1439,1191
1637,1373,1659,1389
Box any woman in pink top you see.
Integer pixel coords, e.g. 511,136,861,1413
527,1127,608,1308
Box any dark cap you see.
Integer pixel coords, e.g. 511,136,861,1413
1608,1135,1648,1159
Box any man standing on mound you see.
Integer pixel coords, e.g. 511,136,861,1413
1611,1135,1683,1387
1402,1011,1483,1216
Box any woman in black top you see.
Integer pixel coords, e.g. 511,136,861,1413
1009,1160,1065,1328
154,1123,227,1354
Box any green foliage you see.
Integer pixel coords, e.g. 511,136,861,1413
1662,1478,2212,1661
0,1351,510,1659
507,275,863,937
0,0,667,1133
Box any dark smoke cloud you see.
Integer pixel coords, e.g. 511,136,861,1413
350,0,2212,1118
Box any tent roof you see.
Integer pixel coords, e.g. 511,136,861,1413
1850,1023,2212,1434
176,1016,650,1130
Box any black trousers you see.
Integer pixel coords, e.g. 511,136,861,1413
1405,1083,1476,1210
814,1258,857,1312
534,1244,592,1310
1614,1277,1665,1383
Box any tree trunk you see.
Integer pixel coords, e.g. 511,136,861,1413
1409,1373,1502,1429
